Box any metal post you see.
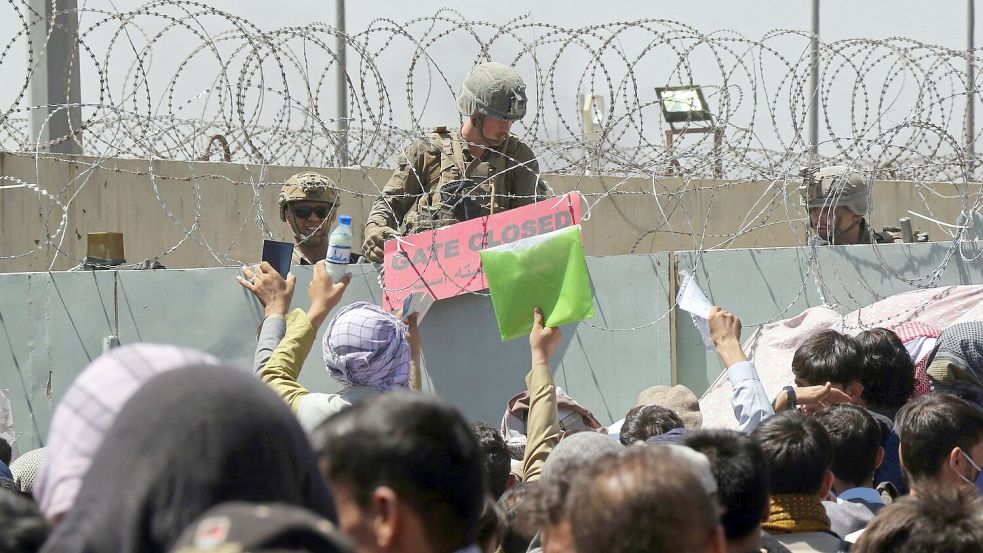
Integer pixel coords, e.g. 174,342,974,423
27,0,83,155
808,0,820,157
336,0,349,167
967,0,976,168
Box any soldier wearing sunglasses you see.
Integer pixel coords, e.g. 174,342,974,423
278,172,360,265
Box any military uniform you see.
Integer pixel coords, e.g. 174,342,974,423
364,127,548,236
811,220,894,246
362,61,546,263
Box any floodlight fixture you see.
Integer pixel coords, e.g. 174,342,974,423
655,86,712,128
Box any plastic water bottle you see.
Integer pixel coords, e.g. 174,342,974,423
325,215,353,282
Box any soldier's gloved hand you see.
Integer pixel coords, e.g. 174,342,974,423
363,226,397,263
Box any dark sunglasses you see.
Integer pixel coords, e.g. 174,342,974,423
290,205,331,219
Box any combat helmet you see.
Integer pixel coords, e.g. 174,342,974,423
278,172,339,222
457,62,527,121
798,165,871,216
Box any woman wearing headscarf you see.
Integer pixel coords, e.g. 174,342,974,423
926,321,983,408
40,365,335,553
240,260,422,434
34,343,220,522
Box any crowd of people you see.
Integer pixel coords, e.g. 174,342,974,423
2,258,983,553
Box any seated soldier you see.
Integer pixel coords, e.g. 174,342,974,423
277,171,360,265
799,165,927,245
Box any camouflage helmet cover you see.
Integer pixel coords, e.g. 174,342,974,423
278,172,339,221
798,165,871,215
457,61,527,121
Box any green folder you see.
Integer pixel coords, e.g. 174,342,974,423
479,225,595,341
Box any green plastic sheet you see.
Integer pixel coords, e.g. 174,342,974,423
479,225,595,341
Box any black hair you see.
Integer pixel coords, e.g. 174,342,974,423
895,393,983,482
476,497,507,553
751,410,833,495
471,421,510,500
853,486,983,553
497,482,538,553
791,329,864,387
0,487,49,553
313,392,484,553
619,405,684,446
0,438,10,466
856,328,915,417
814,404,883,488
684,429,770,541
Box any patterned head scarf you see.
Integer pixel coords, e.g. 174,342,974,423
40,366,335,553
34,343,220,520
321,302,411,391
10,447,45,494
926,322,983,407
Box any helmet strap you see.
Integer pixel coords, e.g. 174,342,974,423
285,206,331,246
470,115,506,150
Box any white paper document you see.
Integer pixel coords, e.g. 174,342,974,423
676,271,715,351
401,291,435,323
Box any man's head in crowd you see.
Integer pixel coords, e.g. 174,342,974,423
497,483,538,553
751,410,834,497
684,430,770,552
565,446,725,553
313,393,484,553
856,328,915,417
532,432,622,553
635,384,703,430
894,392,983,494
792,330,865,404
471,421,510,499
852,486,983,553
619,405,684,445
814,404,884,492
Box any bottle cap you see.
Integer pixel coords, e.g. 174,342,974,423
339,215,352,225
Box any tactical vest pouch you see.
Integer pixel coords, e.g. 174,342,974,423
439,179,484,222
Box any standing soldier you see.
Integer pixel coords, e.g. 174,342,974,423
362,61,550,263
278,171,358,265
800,165,899,245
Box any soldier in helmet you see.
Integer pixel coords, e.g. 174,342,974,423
278,171,358,265
362,61,550,263
799,165,895,245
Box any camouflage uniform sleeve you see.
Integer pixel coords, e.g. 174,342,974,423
364,139,432,234
506,140,550,208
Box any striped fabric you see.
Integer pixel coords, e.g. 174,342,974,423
33,343,218,520
321,302,410,391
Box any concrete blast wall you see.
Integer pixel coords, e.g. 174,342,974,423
3,242,983,452
0,151,970,272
